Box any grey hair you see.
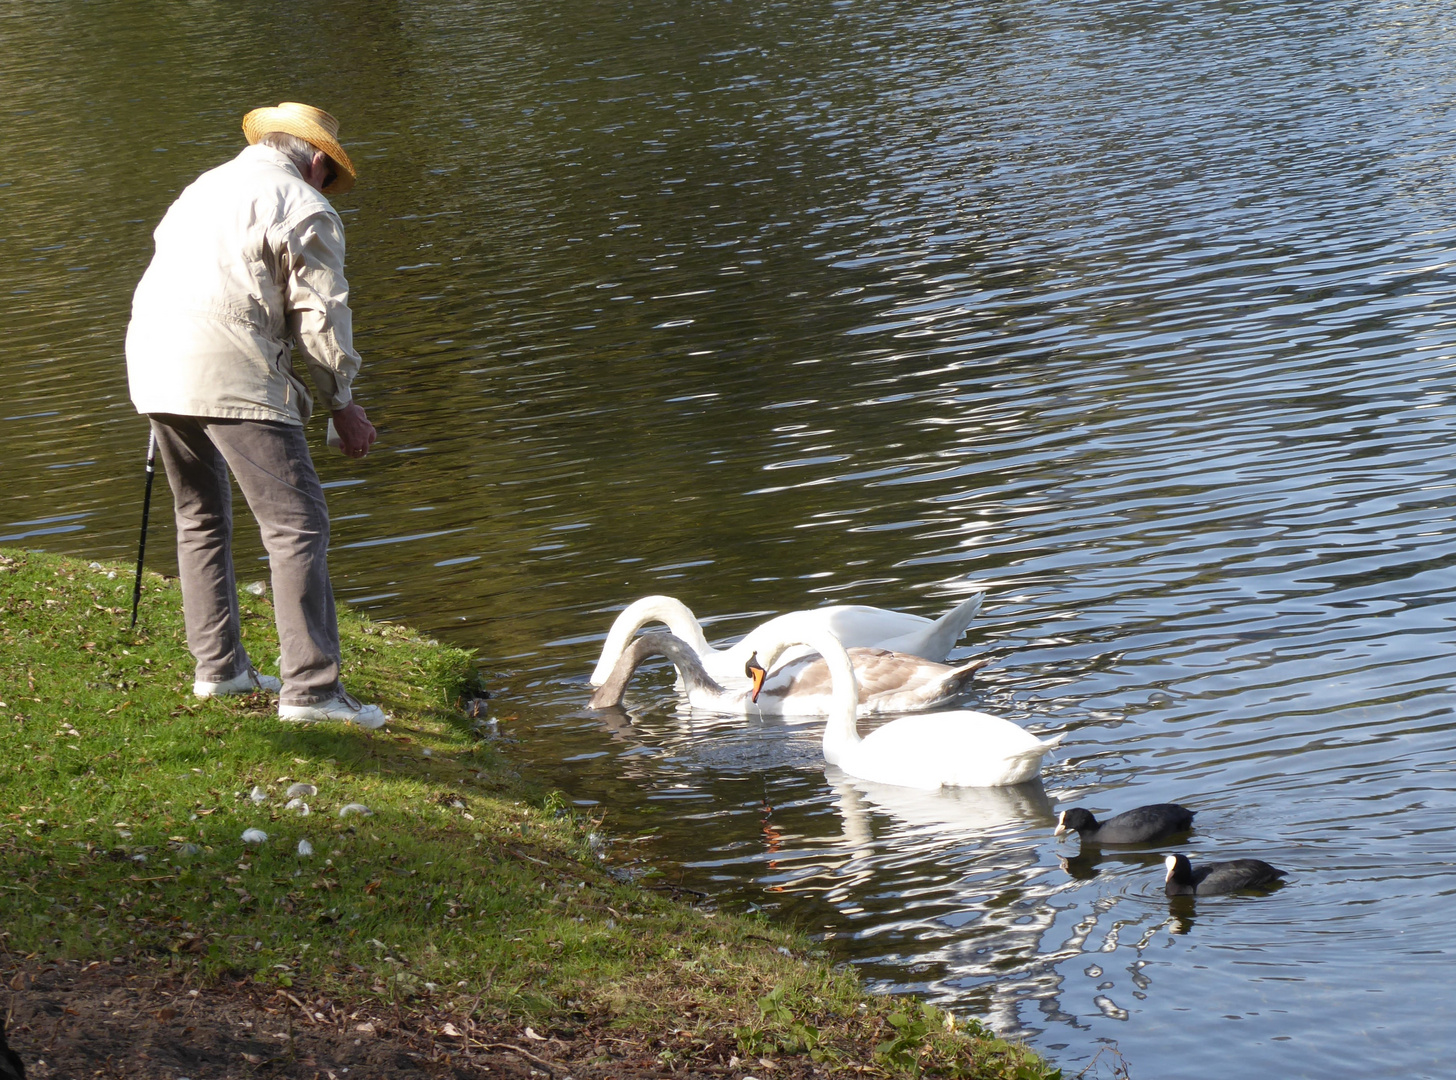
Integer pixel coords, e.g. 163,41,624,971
256,131,323,174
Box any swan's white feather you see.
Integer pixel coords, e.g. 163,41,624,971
760,615,1060,789
588,593,984,686
590,616,1059,790
841,714,1063,789
589,633,985,717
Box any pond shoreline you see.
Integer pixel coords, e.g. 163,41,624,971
0,546,1060,1080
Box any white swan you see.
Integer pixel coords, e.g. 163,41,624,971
588,631,988,717
588,592,985,687
748,615,1062,789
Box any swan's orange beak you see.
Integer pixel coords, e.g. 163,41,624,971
746,653,768,703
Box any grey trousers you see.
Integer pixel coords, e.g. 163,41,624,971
149,414,342,706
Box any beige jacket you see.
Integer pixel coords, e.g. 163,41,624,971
126,144,361,425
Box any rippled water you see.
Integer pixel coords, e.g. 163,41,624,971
7,2,1456,1076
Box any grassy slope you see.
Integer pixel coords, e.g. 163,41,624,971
0,547,1058,1079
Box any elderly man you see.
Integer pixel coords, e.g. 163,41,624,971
126,101,385,728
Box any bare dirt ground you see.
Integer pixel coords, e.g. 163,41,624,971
2,960,821,1080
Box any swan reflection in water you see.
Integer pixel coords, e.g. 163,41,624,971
828,769,1056,853
582,693,826,780
818,769,1069,1036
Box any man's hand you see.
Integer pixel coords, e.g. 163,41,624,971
331,402,377,458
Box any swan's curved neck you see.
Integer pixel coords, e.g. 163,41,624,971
608,596,714,656
758,619,861,762
589,632,727,709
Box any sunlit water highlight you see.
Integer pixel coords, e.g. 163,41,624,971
6,2,1456,1076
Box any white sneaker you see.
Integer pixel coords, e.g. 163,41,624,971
194,669,284,698
278,692,388,730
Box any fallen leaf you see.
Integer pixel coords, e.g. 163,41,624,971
442,1022,463,1037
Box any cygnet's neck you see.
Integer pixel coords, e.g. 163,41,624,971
755,619,862,762
588,631,728,708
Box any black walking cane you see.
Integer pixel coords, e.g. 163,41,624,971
129,429,158,628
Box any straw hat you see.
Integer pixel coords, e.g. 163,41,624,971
241,101,356,195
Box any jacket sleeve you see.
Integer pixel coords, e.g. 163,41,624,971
284,211,361,411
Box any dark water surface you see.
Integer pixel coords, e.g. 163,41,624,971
6,2,1456,1076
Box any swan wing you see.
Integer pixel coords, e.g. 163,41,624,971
753,648,987,716
736,597,983,667
875,593,985,661
816,605,933,644
847,649,988,714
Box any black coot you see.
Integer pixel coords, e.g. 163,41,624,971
1055,803,1195,845
1163,853,1286,896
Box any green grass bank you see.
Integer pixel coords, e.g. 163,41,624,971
0,547,1062,1079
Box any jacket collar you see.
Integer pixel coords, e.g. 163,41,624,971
240,142,307,183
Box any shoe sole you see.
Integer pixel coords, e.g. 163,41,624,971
279,710,387,730
195,687,281,699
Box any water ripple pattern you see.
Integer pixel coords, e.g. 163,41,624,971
5,1,1456,1077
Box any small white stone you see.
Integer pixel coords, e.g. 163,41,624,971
284,798,311,816
339,803,372,818
245,581,267,596
249,785,268,803
241,829,268,844
297,839,314,857
286,782,317,799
